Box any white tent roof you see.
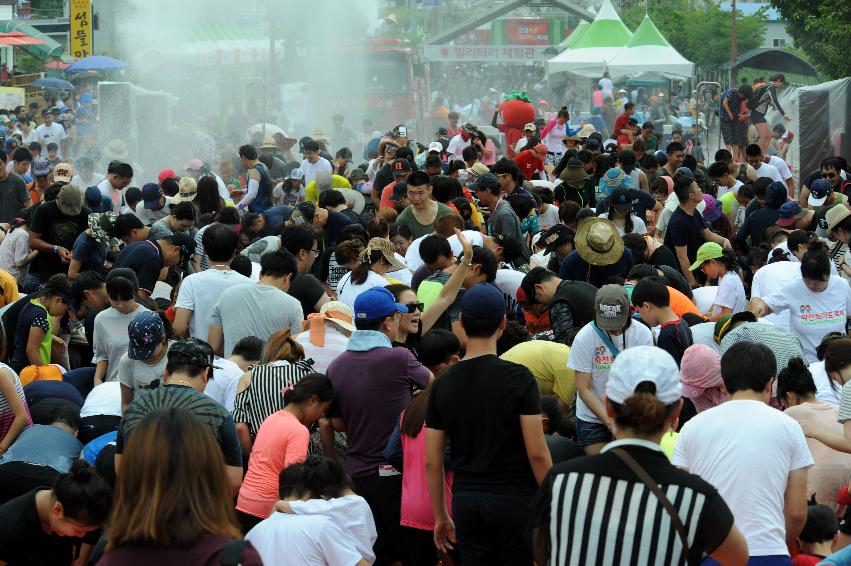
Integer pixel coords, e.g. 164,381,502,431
546,0,633,78
607,15,694,79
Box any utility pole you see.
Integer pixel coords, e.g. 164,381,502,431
730,0,738,86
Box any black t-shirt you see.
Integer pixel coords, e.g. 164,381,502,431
663,207,706,264
323,211,356,252
372,163,393,196
29,201,91,280
545,434,585,465
656,318,694,367
648,243,680,272
529,444,734,566
289,272,326,317
0,489,97,565
113,240,165,295
426,355,541,495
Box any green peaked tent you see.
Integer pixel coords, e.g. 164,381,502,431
547,0,632,77
607,15,693,79
559,21,589,49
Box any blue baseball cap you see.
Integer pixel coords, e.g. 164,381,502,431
461,283,506,320
808,178,832,206
141,183,162,209
32,156,50,177
777,200,803,227
354,287,407,321
127,311,165,361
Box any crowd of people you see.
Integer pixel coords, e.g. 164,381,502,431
0,70,848,566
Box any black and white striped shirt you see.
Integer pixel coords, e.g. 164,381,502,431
529,439,733,566
231,360,314,439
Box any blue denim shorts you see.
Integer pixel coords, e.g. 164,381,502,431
576,418,613,447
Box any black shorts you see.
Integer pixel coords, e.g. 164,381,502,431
750,110,767,125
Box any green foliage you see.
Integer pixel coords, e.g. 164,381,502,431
770,0,851,79
620,0,766,68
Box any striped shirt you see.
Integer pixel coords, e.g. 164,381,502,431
529,439,733,566
232,360,314,439
0,363,30,440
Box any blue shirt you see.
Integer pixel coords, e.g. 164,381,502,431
82,431,117,465
0,424,83,472
71,231,107,272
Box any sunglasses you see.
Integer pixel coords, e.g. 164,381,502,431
404,302,424,314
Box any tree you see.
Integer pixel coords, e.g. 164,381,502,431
620,0,766,68
770,0,851,79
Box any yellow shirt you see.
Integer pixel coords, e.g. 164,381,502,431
305,175,353,204
0,268,20,307
500,341,575,407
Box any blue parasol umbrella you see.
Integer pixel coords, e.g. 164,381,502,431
66,55,126,74
32,77,74,90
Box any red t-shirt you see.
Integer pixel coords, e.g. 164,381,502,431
513,150,544,179
614,112,631,136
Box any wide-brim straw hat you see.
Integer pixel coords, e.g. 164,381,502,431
575,217,624,266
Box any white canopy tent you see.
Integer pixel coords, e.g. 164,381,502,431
546,0,632,77
607,15,694,79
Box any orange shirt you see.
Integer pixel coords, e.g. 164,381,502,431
669,286,701,317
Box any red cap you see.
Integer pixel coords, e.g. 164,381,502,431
533,143,548,155
158,168,177,184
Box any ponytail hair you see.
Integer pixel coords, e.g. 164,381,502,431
53,459,112,526
351,249,387,285
282,373,334,406
609,381,680,435
768,247,791,264
777,357,817,403
557,106,570,120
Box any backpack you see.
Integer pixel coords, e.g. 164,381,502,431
747,83,769,110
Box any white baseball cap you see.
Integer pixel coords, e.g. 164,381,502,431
606,346,682,405
428,141,443,153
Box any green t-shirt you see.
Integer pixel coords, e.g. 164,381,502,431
396,202,454,239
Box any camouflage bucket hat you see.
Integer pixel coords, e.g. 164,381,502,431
88,212,120,248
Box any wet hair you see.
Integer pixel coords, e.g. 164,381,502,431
280,224,318,257
262,329,304,364
42,273,72,300
622,233,648,263
540,395,564,434
12,147,32,163
195,177,223,216
335,239,364,267
825,338,851,375
259,249,298,279
215,206,240,226
495,319,530,356
430,175,461,203
283,373,333,406
201,224,239,262
557,106,570,120
111,163,133,179
389,223,412,242
817,332,845,362
800,241,831,281
105,268,139,301
434,214,464,238
673,174,696,203
420,234,452,265
231,336,264,362
631,276,670,308
106,409,241,550
416,329,460,370
318,189,346,208
559,201,581,224
160,177,179,197
618,150,637,173
461,146,479,162
666,141,684,155
302,455,351,499
777,357,816,404
461,308,503,339
239,144,258,160
171,201,197,222
491,157,521,182
367,217,390,240
71,270,105,307
114,213,142,240
608,381,680,435
468,246,498,283
769,72,786,83
278,462,308,499
721,342,777,394
52,459,112,526
229,255,252,278
745,144,762,157
338,223,369,245
124,187,142,209
798,503,839,544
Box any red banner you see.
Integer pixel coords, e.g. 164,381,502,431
504,19,550,45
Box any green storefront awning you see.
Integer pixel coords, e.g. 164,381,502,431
0,20,64,61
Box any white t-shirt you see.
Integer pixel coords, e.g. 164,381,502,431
692,286,718,314
672,400,813,556
493,268,525,313
91,305,150,382
295,324,350,375
446,133,471,161
567,320,654,423
336,270,388,309
245,512,364,566
538,204,560,228
70,172,105,189
717,178,743,199
97,178,124,213
689,322,718,352
448,230,484,258
597,212,647,236
808,360,841,406
763,275,851,363
202,357,245,413
0,228,30,284
34,123,67,156
288,495,377,563
544,121,567,154
751,261,802,327
299,157,332,186
116,346,170,393
768,156,793,181
80,382,121,418
175,268,251,340
711,271,746,316
753,162,784,184
406,230,484,273
134,196,172,227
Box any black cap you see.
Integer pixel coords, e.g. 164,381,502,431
391,158,411,175
491,233,523,264
167,338,219,369
540,224,575,255
164,231,195,264
472,172,500,192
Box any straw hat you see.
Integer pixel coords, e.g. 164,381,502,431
559,158,587,183
318,301,356,333
102,138,129,160
312,129,329,142
362,237,407,271
171,177,198,204
578,123,596,138
575,217,624,266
